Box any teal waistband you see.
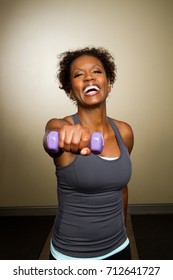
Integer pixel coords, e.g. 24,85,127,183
50,238,129,260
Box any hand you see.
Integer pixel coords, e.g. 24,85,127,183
59,124,92,155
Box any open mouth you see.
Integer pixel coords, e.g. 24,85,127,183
83,85,100,96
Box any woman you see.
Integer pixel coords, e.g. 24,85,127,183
43,47,134,260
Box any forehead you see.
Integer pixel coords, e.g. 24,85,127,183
70,55,103,70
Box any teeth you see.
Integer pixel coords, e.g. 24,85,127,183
84,85,100,94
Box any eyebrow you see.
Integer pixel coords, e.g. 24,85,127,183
72,64,103,71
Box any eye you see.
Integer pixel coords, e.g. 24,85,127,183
93,69,102,74
74,73,83,78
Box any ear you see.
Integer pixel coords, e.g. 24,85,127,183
107,79,111,93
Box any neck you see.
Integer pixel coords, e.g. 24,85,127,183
77,104,108,134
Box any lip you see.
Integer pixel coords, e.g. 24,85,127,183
83,85,100,95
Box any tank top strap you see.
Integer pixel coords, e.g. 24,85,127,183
107,117,122,141
107,117,126,150
72,114,81,124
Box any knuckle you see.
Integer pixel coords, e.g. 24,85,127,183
75,124,82,131
82,129,91,142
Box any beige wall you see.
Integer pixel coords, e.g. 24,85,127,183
0,0,173,207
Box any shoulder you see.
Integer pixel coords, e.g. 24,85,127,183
112,118,134,154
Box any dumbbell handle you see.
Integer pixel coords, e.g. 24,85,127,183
46,131,104,154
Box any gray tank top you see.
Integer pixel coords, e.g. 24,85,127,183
52,114,132,258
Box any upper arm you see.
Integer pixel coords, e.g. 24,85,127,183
45,116,72,132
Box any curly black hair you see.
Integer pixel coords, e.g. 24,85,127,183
57,47,117,95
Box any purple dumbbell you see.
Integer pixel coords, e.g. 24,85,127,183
46,131,104,154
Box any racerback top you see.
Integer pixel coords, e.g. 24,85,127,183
52,114,132,258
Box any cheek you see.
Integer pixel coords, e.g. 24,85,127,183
102,80,111,92
71,80,82,91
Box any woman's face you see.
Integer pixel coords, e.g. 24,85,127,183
69,55,111,107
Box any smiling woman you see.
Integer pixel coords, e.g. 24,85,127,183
43,47,134,260
58,47,116,95
69,55,111,106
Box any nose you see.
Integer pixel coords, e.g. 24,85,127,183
83,71,95,82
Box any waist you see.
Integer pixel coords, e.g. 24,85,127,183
52,202,126,258
50,238,129,260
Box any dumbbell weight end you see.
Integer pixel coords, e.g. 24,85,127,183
46,131,60,153
89,132,104,154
